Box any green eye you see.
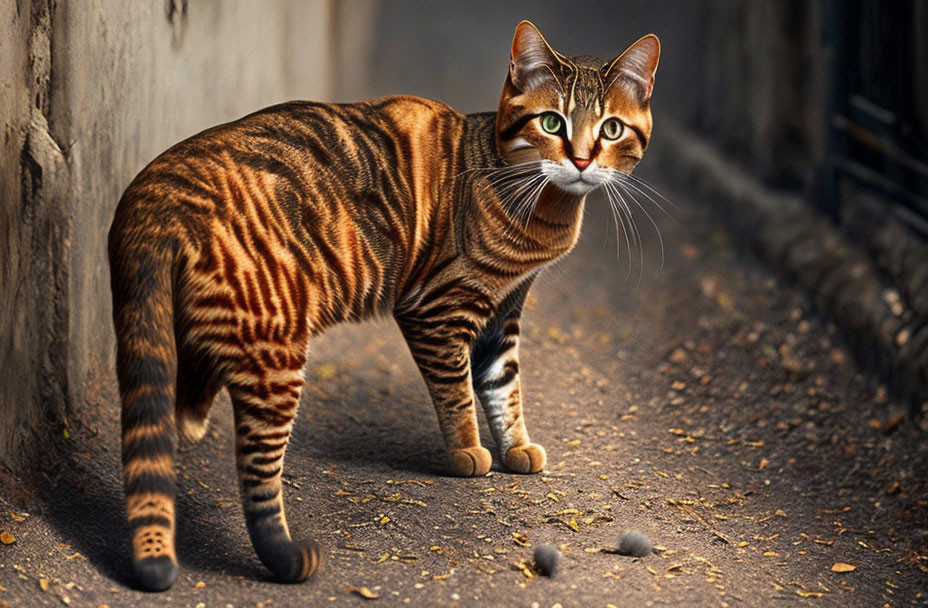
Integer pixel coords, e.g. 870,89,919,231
540,113,563,134
601,118,624,140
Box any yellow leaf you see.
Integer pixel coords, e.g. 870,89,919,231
379,516,390,525
347,586,379,599
762,551,779,557
0,530,15,544
831,562,857,573
795,590,824,598
316,363,337,380
568,517,579,532
39,578,49,591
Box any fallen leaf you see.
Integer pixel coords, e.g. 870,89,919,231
795,590,824,598
315,364,337,380
347,586,379,599
9,513,28,523
831,562,857,573
194,580,206,589
39,578,49,591
547,326,565,343
0,531,15,544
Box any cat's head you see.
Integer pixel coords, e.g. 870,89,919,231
496,21,660,196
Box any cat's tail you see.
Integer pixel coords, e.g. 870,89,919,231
109,238,179,591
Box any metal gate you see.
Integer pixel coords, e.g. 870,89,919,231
824,0,928,236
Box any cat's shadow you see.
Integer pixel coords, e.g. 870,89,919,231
39,442,267,589
289,388,456,477
37,369,465,589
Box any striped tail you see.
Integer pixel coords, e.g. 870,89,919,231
111,245,179,591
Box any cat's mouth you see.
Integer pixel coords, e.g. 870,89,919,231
557,179,601,196
542,159,610,195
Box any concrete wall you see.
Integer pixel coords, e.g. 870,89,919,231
1,0,334,469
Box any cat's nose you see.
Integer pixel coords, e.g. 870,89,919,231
572,157,591,170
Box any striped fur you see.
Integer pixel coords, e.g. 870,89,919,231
108,21,659,589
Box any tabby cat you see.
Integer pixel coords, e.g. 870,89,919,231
108,21,659,590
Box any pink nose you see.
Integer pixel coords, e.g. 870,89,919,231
572,157,591,170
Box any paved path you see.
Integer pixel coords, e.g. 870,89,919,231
2,181,926,607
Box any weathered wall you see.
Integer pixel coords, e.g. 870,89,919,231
0,0,71,467
1,0,334,470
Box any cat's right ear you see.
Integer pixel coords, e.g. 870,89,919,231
509,21,562,92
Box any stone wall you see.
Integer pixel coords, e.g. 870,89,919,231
0,0,334,470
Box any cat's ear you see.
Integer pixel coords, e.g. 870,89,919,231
604,34,660,105
509,21,562,92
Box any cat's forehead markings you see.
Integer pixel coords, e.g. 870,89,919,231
566,66,606,126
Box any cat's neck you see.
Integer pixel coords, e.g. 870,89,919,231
458,112,586,253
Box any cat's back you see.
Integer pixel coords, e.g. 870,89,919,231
113,96,465,236
109,96,468,326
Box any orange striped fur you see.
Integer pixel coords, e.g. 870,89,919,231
108,21,659,589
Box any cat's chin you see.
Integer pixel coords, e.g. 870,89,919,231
550,180,599,196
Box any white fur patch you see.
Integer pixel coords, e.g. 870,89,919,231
541,159,610,195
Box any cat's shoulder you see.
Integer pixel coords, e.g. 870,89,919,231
364,95,465,123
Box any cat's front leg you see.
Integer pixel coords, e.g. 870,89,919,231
397,316,492,477
472,314,546,474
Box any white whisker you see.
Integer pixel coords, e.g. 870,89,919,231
616,181,665,273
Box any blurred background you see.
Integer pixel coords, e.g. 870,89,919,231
2,0,926,468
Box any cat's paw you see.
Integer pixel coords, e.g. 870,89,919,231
260,538,320,583
505,443,546,473
449,446,492,476
134,555,178,591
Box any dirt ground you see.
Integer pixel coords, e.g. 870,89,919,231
1,181,927,607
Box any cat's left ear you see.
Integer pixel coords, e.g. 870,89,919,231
509,21,563,92
604,34,660,105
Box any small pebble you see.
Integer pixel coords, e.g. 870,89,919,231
533,544,561,577
618,531,653,557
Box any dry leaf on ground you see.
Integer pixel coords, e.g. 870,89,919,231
347,586,379,599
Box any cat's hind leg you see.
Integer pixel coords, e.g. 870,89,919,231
229,344,319,583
